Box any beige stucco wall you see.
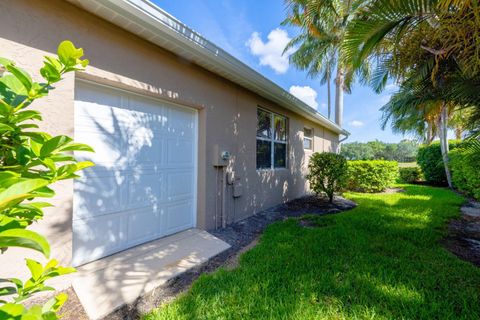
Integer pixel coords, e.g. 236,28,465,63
0,0,339,287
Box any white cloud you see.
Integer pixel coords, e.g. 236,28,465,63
247,28,293,74
320,102,327,109
379,94,392,105
384,83,398,92
349,120,364,128
289,85,319,109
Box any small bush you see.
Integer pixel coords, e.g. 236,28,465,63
450,148,480,200
307,152,348,202
417,140,461,185
399,166,423,183
347,160,399,192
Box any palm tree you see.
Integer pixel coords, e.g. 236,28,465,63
283,0,368,127
343,0,480,188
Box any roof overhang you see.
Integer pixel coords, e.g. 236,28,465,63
66,0,348,135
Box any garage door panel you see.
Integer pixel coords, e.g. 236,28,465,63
166,171,194,202
166,138,194,166
74,131,125,168
72,213,127,266
126,208,160,246
73,81,196,266
163,201,194,235
73,174,126,219
166,108,195,137
127,171,162,209
126,136,163,168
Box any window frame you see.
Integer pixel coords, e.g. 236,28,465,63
303,126,313,151
256,107,288,170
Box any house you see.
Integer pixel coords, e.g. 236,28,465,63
0,0,348,318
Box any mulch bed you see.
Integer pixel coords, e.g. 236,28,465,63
103,195,356,319
443,199,480,267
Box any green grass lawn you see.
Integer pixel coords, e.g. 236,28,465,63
144,185,480,320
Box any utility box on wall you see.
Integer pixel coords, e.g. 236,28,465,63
212,144,231,167
233,181,243,198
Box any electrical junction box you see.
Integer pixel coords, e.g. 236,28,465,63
233,181,243,198
212,144,230,167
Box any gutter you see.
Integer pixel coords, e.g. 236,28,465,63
339,130,350,143
66,0,346,135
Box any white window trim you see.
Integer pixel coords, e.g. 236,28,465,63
256,107,288,170
303,126,313,151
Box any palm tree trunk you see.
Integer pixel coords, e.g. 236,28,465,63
438,102,453,188
455,126,462,140
334,67,344,127
327,72,332,119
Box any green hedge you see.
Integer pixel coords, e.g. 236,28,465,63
417,140,461,185
399,167,423,183
347,160,399,192
450,148,480,200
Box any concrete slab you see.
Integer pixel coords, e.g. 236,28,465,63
72,229,230,319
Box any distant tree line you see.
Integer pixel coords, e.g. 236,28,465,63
340,140,419,162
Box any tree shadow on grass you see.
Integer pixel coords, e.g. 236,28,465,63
147,184,480,320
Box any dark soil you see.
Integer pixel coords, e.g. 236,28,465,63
104,195,356,319
443,199,480,267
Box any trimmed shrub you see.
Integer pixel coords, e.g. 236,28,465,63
399,166,423,183
450,148,480,200
417,140,461,185
307,152,348,202
347,160,399,192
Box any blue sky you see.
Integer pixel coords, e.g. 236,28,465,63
153,0,406,143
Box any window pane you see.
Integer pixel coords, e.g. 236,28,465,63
256,140,272,169
274,115,287,141
304,127,313,138
257,109,271,138
274,143,287,168
304,138,312,150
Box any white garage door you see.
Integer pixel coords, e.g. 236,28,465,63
72,81,197,266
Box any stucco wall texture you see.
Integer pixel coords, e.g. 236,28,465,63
0,0,339,287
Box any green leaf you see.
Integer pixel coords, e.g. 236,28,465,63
31,186,55,198
57,41,84,67
0,179,50,203
0,57,13,68
58,142,94,153
42,293,68,314
18,124,39,129
0,286,16,296
20,131,50,143
29,139,42,157
40,158,56,172
0,229,50,257
40,136,72,157
25,259,43,281
0,74,28,105
0,123,14,132
14,110,42,123
40,61,61,84
7,278,23,291
0,303,24,318
6,64,33,91
16,145,31,166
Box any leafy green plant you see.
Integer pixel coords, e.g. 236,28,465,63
306,152,348,203
449,147,480,200
399,167,423,183
0,41,92,319
417,140,461,185
346,160,399,193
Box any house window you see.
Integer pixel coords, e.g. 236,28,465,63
303,127,313,150
256,108,287,169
